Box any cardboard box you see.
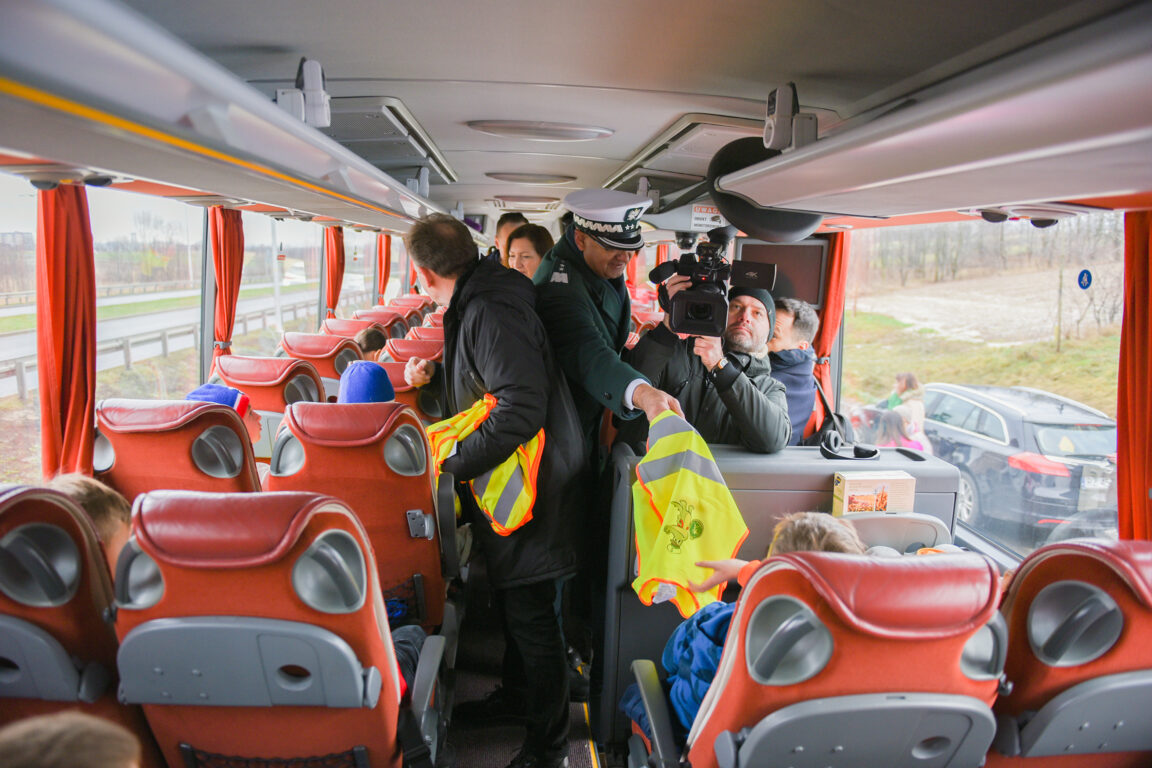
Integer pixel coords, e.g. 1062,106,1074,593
832,470,916,516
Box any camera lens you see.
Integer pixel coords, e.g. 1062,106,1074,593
686,302,713,321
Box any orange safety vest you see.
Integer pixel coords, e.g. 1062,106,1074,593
426,394,545,536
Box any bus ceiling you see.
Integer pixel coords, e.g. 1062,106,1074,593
0,0,1149,237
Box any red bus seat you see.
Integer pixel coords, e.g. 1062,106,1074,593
382,338,443,364
279,332,363,400
0,486,164,767
385,304,424,329
406,325,445,342
389,294,435,314
353,308,409,338
630,552,1004,768
113,490,446,768
423,311,444,328
987,539,1152,767
624,331,641,350
213,355,324,412
95,399,261,503
380,361,446,424
264,402,458,631
322,317,388,341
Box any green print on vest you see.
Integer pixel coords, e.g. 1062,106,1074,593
662,499,705,554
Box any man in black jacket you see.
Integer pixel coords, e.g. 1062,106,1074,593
620,280,792,452
403,213,583,768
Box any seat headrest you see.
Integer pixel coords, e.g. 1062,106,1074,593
762,551,1000,639
133,490,355,568
284,402,414,446
354,308,404,325
323,318,385,338
97,399,243,433
378,361,411,392
1013,539,1152,609
384,338,443,360
215,355,319,388
281,332,361,360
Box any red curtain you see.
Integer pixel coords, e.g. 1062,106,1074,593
376,233,392,305
209,207,245,366
805,231,851,437
626,248,638,288
325,226,345,318
656,243,669,266
1118,211,1151,540
36,185,97,478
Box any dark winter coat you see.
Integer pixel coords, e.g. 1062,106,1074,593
620,323,791,453
768,347,817,446
433,259,584,588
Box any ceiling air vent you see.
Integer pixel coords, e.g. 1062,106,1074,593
323,97,457,188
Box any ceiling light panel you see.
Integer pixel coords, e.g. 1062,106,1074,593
486,172,577,184
467,120,614,141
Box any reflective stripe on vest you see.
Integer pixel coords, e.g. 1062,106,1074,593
632,411,748,618
426,394,545,536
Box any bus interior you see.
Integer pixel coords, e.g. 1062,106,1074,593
1,0,1151,766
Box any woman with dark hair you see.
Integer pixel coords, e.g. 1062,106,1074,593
506,223,554,280
874,408,925,451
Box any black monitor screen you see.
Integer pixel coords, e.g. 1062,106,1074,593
734,238,828,308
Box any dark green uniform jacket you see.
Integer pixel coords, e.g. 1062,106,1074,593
619,323,792,453
534,231,645,452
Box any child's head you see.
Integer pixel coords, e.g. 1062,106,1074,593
47,473,131,569
186,383,261,442
0,711,141,768
338,360,395,403
768,511,866,556
354,326,388,356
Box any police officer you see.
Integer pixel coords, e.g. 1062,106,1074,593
533,188,682,460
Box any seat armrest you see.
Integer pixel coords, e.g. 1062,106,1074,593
399,633,445,768
436,472,459,579
631,659,681,768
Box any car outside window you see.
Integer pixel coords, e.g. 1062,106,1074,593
928,395,979,430
975,409,1007,443
1032,424,1116,458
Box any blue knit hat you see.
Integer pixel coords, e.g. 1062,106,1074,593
338,361,395,404
185,383,251,416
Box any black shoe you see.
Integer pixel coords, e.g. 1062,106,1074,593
453,686,529,725
567,647,590,703
506,749,568,768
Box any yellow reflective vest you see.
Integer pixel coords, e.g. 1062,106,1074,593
426,394,545,536
632,411,748,618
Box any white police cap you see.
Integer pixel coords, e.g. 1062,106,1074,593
564,188,652,250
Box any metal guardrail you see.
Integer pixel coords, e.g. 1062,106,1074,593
0,280,208,307
0,290,370,400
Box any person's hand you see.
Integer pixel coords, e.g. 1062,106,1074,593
632,382,684,422
689,559,749,592
692,335,724,370
660,275,693,329
404,357,434,387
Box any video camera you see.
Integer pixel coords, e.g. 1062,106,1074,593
648,226,776,336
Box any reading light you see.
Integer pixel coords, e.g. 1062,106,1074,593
980,210,1010,223
467,121,613,142
486,172,577,184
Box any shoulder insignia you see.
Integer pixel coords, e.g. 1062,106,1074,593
550,272,568,284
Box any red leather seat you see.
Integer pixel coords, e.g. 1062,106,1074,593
382,338,443,364
380,361,445,423
95,399,261,503
423,312,444,328
406,325,445,342
113,490,445,768
389,294,435,314
264,402,457,631
213,355,324,412
987,540,1152,768
0,486,163,767
632,551,1004,768
353,308,409,338
322,317,389,341
279,332,363,399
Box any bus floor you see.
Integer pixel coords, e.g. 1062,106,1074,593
447,565,602,768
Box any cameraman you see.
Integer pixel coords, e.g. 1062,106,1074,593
620,277,791,453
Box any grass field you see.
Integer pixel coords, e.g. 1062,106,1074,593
842,311,1121,417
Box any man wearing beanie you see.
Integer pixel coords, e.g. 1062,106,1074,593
619,273,792,453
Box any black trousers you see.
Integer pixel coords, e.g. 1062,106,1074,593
496,579,570,758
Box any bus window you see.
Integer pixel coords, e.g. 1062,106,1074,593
0,172,41,482
842,213,1123,558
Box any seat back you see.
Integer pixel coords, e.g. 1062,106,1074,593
389,294,434,314
353,308,409,338
323,317,388,341
95,399,261,503
280,332,363,399
0,486,162,766
688,552,1004,768
380,362,445,423
265,402,448,629
114,490,406,768
213,355,324,413
988,540,1152,767
382,338,443,364
423,311,444,328
406,325,445,342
